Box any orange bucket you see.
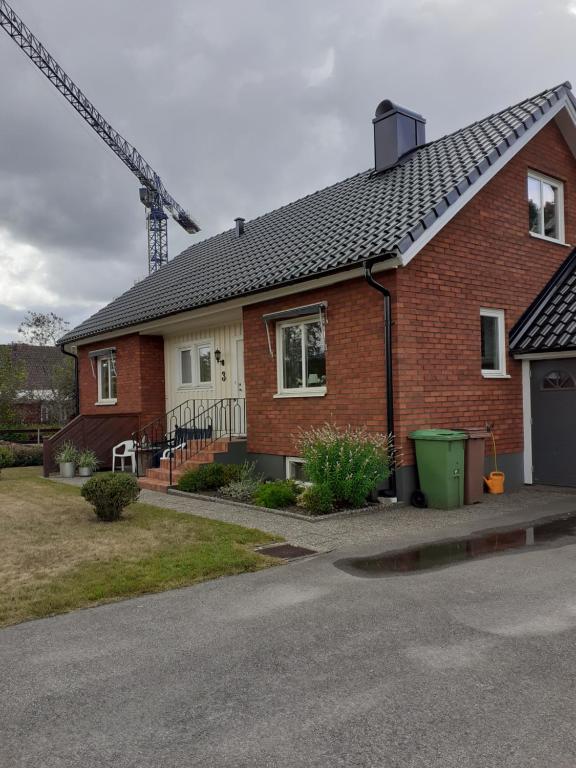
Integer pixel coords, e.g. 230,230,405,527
484,470,505,494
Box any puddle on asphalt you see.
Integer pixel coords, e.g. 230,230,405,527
334,512,576,577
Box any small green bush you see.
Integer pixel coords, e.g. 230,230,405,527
81,472,140,521
253,480,299,509
298,424,393,508
0,445,14,477
0,442,42,467
177,463,241,493
298,483,334,515
12,444,43,466
220,461,263,502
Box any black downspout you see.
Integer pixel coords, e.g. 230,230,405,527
60,344,79,418
363,260,397,498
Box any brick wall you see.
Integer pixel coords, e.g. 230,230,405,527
244,120,576,469
78,333,165,429
394,119,576,466
243,275,394,457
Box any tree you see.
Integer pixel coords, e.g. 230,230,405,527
43,356,76,425
18,312,69,347
0,347,26,424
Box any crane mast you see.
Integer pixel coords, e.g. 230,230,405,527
0,0,200,273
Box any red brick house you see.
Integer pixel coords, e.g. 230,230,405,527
3,343,74,424
48,82,576,499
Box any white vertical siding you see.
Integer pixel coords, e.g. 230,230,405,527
164,322,243,412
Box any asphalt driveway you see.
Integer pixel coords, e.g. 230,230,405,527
2,524,576,767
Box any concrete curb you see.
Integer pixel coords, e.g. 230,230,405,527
167,488,391,523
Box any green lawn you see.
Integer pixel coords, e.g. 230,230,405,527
0,467,280,627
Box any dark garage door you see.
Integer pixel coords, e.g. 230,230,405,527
531,358,576,486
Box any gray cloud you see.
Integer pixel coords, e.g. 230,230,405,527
1,0,575,342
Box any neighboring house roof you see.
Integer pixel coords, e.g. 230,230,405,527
3,344,67,394
61,82,576,345
510,249,576,355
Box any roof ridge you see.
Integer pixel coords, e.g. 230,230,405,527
418,81,571,152
60,81,576,346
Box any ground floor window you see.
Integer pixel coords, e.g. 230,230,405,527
286,457,309,483
480,308,506,377
179,342,213,388
277,317,326,395
97,354,117,403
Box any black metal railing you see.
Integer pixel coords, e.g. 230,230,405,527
132,397,246,481
132,398,224,477
168,397,246,485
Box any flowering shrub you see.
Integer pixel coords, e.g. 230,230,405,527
220,462,263,502
298,424,393,508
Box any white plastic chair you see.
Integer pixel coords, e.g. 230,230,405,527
162,442,186,460
112,440,136,473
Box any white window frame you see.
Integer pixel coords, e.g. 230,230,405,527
527,170,565,244
480,308,509,379
285,456,310,485
275,315,327,398
178,341,214,389
96,354,117,404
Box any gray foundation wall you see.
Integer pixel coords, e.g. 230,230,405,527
218,445,526,505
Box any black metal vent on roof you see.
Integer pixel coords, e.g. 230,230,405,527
235,217,245,237
373,100,426,172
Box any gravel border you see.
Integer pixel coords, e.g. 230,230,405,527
167,488,393,523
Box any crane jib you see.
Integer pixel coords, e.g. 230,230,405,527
0,0,200,272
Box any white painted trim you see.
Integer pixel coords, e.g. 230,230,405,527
514,350,576,360
275,315,327,396
480,307,507,376
273,390,327,399
176,340,215,389
528,232,570,247
285,456,311,484
69,259,400,350
399,98,572,267
232,336,245,399
522,359,533,484
527,169,565,243
96,355,117,403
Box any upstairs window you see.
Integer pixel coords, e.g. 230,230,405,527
276,317,326,395
480,308,507,378
527,171,564,242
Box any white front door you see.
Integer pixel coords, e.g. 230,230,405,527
233,338,246,435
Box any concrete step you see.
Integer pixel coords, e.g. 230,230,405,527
138,477,169,493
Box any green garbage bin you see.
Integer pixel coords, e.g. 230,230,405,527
409,429,468,509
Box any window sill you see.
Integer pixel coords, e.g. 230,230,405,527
95,399,117,406
529,231,569,247
481,372,511,379
274,389,327,399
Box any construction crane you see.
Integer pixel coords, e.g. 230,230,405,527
0,1,200,273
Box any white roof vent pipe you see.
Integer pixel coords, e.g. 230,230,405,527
373,100,426,172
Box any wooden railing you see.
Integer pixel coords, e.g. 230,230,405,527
43,413,139,476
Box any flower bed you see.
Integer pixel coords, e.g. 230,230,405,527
175,423,394,518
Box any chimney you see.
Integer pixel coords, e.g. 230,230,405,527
235,217,245,237
373,100,426,172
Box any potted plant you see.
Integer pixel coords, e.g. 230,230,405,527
77,449,99,478
55,441,78,478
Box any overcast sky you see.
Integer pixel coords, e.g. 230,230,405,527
1,0,576,343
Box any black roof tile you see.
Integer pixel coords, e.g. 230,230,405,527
62,82,574,344
510,249,576,354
